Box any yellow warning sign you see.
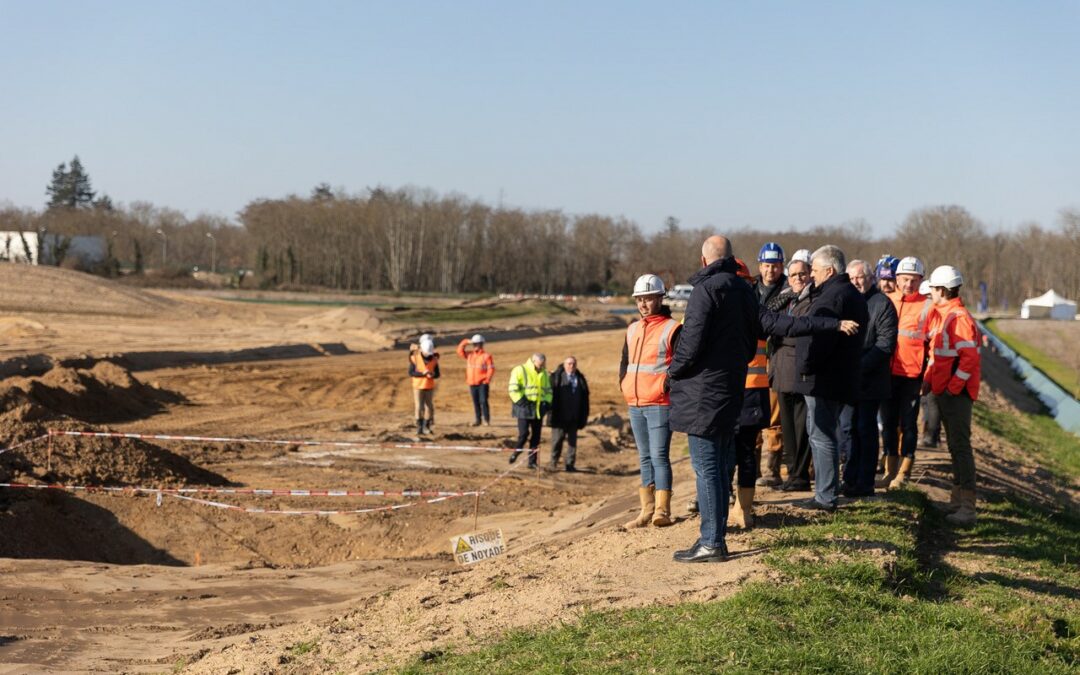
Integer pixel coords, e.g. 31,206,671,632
449,529,506,565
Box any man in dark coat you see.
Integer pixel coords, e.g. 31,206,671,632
843,260,898,497
668,235,758,563
547,356,589,472
793,245,870,511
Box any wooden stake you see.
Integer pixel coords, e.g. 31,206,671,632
472,492,480,531
46,432,53,474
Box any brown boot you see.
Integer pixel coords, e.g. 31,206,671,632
945,489,977,527
878,455,898,488
625,486,655,529
731,487,755,529
652,489,673,527
888,457,914,490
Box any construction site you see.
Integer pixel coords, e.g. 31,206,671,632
0,264,1074,673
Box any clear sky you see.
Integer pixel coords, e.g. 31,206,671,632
1,1,1077,234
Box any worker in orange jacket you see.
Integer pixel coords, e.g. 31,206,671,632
879,256,937,488
409,334,440,436
456,334,495,426
923,265,981,527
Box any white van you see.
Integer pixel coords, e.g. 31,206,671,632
665,284,693,308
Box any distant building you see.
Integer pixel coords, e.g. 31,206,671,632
0,231,106,268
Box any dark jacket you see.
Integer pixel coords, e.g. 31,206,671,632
668,257,758,436
793,273,870,404
548,366,590,429
754,273,787,308
859,285,899,401
740,298,842,426
769,286,814,394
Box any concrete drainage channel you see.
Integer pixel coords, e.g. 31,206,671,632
979,320,1080,434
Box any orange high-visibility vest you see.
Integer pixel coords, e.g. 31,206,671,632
411,352,438,390
926,298,981,400
891,293,934,378
621,314,680,406
745,339,769,389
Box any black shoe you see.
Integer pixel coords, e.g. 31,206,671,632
509,451,521,464
687,499,699,514
797,497,837,513
780,481,811,492
673,541,728,563
842,484,875,498
527,463,538,469
756,476,781,487
564,465,577,472
471,421,482,427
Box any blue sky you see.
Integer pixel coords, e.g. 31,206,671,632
1,1,1077,233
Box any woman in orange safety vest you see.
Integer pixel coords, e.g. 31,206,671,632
620,274,681,530
409,334,440,436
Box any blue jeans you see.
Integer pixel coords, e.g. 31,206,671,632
628,405,673,491
806,396,842,508
688,432,736,548
469,384,490,423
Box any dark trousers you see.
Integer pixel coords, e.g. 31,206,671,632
550,427,578,467
938,392,976,489
843,399,882,493
881,376,922,458
921,393,941,444
516,418,542,465
734,424,764,488
778,391,811,486
469,384,490,423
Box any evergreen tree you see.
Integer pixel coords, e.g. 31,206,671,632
46,155,96,209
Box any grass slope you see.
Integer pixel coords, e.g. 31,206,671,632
404,491,1079,673
984,318,1080,398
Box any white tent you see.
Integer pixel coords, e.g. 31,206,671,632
1020,289,1077,320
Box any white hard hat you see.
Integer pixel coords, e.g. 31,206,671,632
791,249,812,265
419,334,435,356
632,274,666,297
470,333,484,344
896,256,925,277
919,280,931,296
928,265,963,289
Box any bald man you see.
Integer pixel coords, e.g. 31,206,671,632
668,235,758,563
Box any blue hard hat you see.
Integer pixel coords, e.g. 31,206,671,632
758,242,785,264
876,255,900,281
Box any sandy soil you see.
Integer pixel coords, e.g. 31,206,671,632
0,267,1075,673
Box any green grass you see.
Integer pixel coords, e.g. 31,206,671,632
402,490,1079,674
288,639,319,656
984,319,1080,398
219,296,390,308
382,302,575,324
973,400,1080,480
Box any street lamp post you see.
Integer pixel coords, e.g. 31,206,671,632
206,232,216,274
155,229,167,268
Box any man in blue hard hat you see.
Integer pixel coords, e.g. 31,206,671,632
754,242,787,488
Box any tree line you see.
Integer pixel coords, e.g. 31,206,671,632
1,157,1078,310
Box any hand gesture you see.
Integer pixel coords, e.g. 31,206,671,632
838,320,859,335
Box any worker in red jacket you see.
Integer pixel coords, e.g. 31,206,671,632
922,265,981,527
456,334,495,426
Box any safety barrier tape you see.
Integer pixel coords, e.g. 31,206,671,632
0,434,50,457
46,429,508,453
165,490,476,516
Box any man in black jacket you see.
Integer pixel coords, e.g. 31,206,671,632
669,235,758,562
547,356,589,472
793,245,870,511
842,260,898,497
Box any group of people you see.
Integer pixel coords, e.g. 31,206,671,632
620,236,982,564
409,334,591,472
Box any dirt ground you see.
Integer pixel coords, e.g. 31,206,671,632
0,267,1076,673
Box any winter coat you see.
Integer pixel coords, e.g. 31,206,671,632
793,273,870,405
769,286,813,394
859,285,899,401
548,366,590,430
668,257,758,437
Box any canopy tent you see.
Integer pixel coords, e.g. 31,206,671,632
1020,289,1077,320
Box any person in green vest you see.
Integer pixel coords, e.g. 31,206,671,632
508,353,554,468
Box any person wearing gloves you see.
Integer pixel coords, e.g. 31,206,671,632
508,353,553,469
408,334,440,435
620,273,681,529
923,265,982,526
456,334,495,426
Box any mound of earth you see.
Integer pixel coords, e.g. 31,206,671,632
0,316,53,338
0,361,182,424
0,264,176,316
294,306,392,348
